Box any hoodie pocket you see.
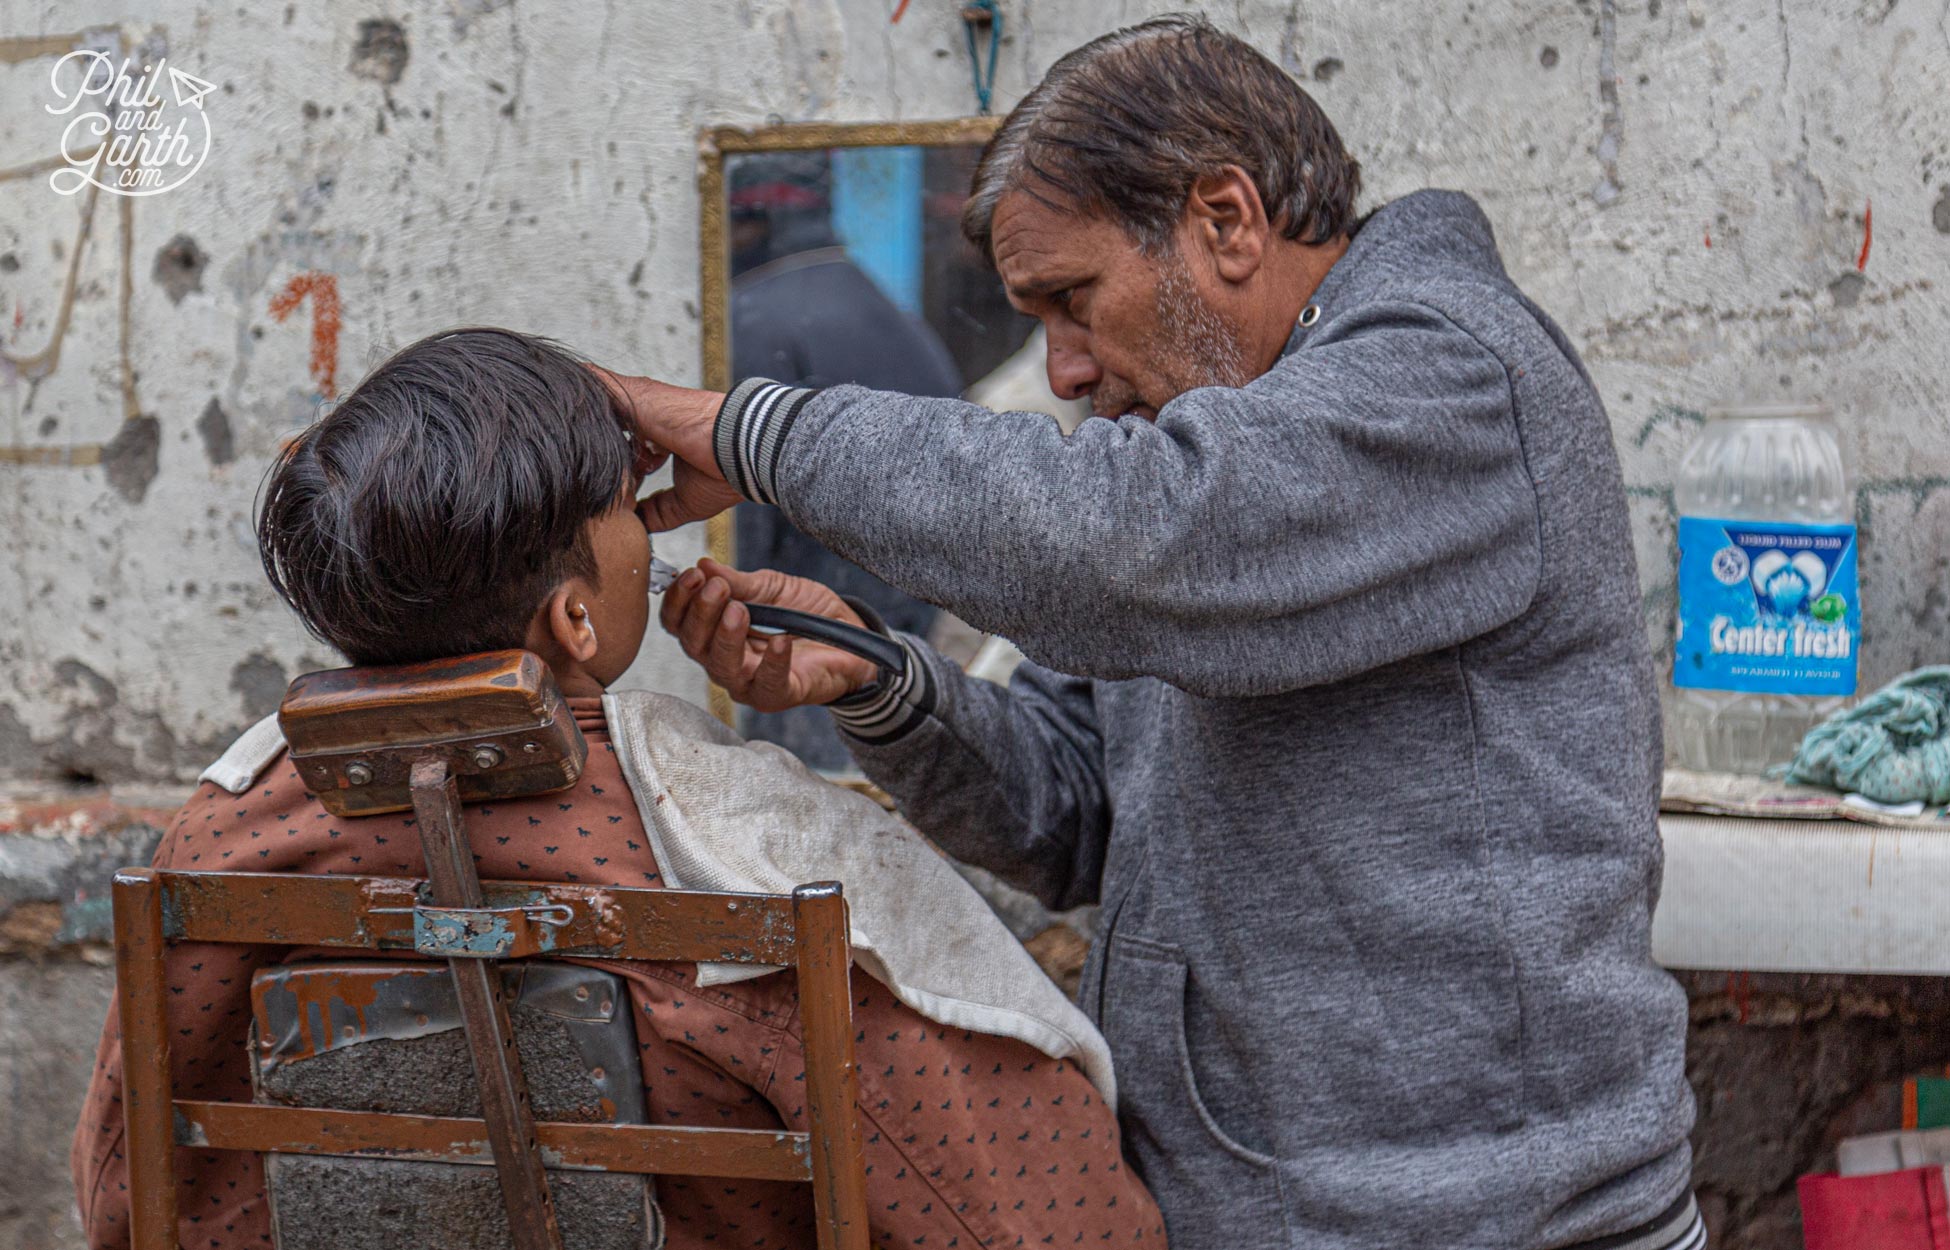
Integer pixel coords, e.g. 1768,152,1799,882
1101,936,1289,1249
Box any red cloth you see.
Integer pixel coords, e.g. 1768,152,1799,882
1799,1167,1950,1249
73,698,1164,1249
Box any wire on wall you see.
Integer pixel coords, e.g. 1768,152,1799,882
961,2,1001,115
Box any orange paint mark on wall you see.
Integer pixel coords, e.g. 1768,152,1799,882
269,271,342,399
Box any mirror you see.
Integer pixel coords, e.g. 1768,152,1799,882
698,120,1086,768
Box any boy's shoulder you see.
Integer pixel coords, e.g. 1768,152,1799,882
157,748,355,874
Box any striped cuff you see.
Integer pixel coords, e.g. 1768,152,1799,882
1568,1192,1704,1250
715,378,817,506
828,636,934,744
827,599,935,746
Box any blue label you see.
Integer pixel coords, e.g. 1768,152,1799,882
1674,516,1859,695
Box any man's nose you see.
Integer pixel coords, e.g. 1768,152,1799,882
1043,328,1101,402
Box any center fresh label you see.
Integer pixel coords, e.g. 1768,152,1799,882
1674,516,1859,696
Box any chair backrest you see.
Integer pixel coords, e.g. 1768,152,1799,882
111,649,869,1250
113,870,868,1249
252,960,660,1250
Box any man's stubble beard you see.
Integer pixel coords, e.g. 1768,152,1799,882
1093,248,1254,419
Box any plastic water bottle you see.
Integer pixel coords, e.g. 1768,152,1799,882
1668,405,1859,774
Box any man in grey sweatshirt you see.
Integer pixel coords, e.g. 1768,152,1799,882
619,16,1700,1250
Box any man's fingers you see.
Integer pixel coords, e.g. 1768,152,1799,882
748,636,795,711
638,467,743,534
632,445,671,478
696,557,756,596
585,363,629,406
586,368,667,444
671,577,719,660
658,568,704,636
583,371,728,488
638,489,704,534
591,368,671,465
700,559,786,605
661,561,869,711
677,578,731,662
708,599,754,690
695,557,864,626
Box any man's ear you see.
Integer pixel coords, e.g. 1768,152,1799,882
1184,164,1269,285
535,583,599,665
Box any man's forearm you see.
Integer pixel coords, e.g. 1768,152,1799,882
828,629,1112,915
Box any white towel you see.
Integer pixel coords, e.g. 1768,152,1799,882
199,712,288,794
199,695,1115,1104
603,691,1114,1104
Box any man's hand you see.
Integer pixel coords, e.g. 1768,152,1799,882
660,559,880,712
595,370,741,530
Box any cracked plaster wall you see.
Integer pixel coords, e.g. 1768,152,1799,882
1,0,1947,784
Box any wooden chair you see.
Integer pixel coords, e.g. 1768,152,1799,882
110,650,871,1250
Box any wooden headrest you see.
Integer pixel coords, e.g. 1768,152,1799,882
278,650,587,818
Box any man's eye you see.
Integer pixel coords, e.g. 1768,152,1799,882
1049,288,1074,309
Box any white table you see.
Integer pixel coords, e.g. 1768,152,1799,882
1654,813,1950,975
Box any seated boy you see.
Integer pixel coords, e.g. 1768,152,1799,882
71,328,1164,1250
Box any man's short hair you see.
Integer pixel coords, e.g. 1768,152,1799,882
963,15,1362,261
258,327,644,666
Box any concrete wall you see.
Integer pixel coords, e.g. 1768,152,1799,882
0,795,169,1250
1,0,1946,784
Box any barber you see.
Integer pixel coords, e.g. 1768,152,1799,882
614,17,1701,1250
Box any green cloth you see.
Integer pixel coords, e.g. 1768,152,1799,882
1785,666,1950,804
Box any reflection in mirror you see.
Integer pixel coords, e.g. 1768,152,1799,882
718,139,1083,770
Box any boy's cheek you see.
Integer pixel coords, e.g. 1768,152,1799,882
604,581,653,682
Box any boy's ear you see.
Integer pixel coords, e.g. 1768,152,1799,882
533,584,599,665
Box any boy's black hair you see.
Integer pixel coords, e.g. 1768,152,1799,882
258,327,647,666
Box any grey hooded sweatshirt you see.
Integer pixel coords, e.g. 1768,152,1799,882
709,190,1696,1250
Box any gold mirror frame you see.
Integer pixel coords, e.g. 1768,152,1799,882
694,117,1001,722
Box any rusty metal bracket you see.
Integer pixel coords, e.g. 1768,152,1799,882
408,903,574,959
